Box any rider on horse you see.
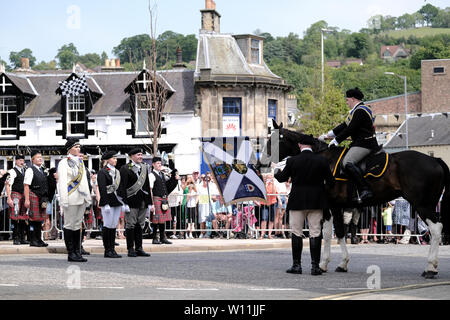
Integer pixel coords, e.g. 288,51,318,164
319,87,380,202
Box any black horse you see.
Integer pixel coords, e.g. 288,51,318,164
258,122,449,279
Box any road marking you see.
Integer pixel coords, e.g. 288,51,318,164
0,284,19,287
157,288,219,291
313,281,450,300
249,288,300,291
80,287,124,290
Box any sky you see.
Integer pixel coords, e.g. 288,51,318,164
0,0,448,64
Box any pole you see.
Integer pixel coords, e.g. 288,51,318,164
321,30,324,94
404,76,408,150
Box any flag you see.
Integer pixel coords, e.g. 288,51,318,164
58,75,89,97
201,137,267,205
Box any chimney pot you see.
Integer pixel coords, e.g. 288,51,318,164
105,59,110,67
115,59,121,67
21,58,30,69
110,59,116,67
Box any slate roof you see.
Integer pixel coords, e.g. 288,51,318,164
1,69,194,119
385,114,450,148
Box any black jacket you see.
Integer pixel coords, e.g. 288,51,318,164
333,103,379,150
118,164,152,209
275,150,335,211
97,168,122,207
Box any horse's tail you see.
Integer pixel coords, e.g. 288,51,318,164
436,158,450,244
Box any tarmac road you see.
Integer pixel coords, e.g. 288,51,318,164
0,243,449,301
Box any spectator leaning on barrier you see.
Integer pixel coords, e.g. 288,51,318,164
259,173,279,240
382,202,394,243
274,133,335,276
185,178,198,239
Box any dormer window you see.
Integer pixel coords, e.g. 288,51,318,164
251,39,261,64
66,95,86,136
0,96,18,137
135,94,155,136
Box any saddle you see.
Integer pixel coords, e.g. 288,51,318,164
333,148,390,182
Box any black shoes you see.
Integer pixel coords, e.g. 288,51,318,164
64,229,87,263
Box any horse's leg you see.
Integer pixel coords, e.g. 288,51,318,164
319,216,333,273
423,217,443,279
333,209,349,272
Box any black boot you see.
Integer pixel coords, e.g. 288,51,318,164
152,223,161,244
12,221,20,245
310,237,323,276
80,229,90,255
159,223,172,245
103,227,115,258
110,228,122,258
350,222,358,244
344,163,373,202
126,229,138,257
64,229,86,262
36,222,48,247
134,225,150,257
286,234,303,274
19,221,30,245
30,222,44,247
72,229,87,262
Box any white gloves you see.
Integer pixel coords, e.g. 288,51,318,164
319,130,336,142
328,139,339,148
318,134,328,142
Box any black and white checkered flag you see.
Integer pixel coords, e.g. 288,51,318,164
58,75,89,97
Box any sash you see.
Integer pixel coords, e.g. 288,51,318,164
67,158,84,196
345,104,375,126
107,171,121,194
126,164,148,198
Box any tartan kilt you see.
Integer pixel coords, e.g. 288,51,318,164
152,197,172,224
28,192,46,222
9,192,29,221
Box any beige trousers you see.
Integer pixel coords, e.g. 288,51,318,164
63,204,87,231
290,210,323,238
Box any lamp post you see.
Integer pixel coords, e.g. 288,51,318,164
321,28,333,94
385,72,408,150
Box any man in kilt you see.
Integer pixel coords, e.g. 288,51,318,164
118,148,151,258
57,138,92,262
149,157,179,245
24,151,49,248
6,155,30,245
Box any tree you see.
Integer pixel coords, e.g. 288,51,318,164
410,40,450,69
433,7,450,28
33,60,57,71
345,33,373,60
397,13,416,29
113,34,152,64
78,53,102,69
419,4,439,26
56,43,79,69
9,49,36,68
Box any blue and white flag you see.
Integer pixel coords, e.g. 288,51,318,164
201,137,267,205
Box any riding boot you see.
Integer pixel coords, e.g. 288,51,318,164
286,234,303,274
126,228,137,257
344,163,373,201
110,228,122,258
12,221,20,245
19,221,30,245
64,229,86,262
151,223,161,245
72,229,87,262
103,227,114,258
134,225,150,257
30,222,44,247
350,222,358,244
159,223,172,245
310,237,323,276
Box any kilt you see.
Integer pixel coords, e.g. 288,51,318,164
9,192,29,221
152,197,172,224
28,192,46,222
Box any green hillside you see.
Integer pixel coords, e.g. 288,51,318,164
381,27,450,39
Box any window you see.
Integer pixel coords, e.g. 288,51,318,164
223,98,242,137
251,39,261,64
135,94,155,136
0,96,18,137
268,99,277,121
433,67,445,74
67,96,86,136
223,98,242,115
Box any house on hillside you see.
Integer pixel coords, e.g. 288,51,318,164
380,44,411,62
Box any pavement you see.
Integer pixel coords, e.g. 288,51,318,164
0,236,304,255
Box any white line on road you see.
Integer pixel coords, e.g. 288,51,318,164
157,288,220,291
249,288,300,291
0,284,19,287
80,287,124,290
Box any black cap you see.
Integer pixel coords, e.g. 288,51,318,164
65,138,80,153
346,87,364,100
297,134,316,146
30,150,41,158
102,150,118,161
152,157,162,163
129,148,143,156
16,155,25,160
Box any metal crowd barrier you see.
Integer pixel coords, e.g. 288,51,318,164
0,192,440,244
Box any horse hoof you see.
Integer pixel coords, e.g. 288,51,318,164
335,266,348,273
421,271,438,279
320,268,327,273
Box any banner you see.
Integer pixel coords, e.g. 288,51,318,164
201,137,267,205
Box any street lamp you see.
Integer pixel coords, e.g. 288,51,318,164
321,28,333,93
385,72,408,150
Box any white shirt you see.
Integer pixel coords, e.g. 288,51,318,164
24,164,43,185
7,166,25,186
